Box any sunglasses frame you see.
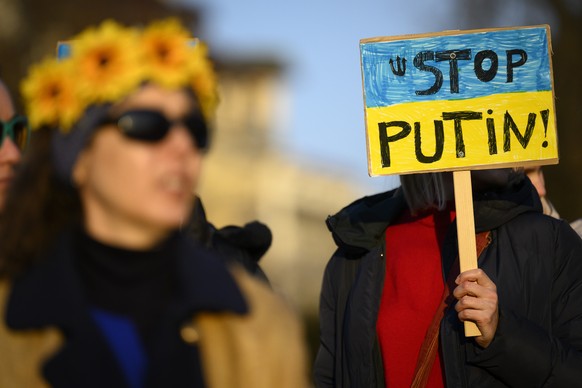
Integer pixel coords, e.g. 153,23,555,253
102,109,209,150
1,115,30,151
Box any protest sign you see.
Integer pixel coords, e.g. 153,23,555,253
360,25,557,176
360,26,557,336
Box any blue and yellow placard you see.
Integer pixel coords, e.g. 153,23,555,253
360,25,558,176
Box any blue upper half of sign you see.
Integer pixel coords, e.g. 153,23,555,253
361,27,551,108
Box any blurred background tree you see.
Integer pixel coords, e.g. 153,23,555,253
0,0,200,108
452,0,582,222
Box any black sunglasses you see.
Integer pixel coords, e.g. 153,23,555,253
1,115,30,152
103,110,209,150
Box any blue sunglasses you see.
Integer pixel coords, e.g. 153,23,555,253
1,115,30,151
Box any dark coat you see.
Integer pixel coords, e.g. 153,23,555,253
313,179,582,387
1,229,309,388
2,229,246,387
186,196,271,284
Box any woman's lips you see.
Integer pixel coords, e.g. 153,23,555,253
159,173,193,197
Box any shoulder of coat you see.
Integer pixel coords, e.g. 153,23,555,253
0,280,63,388
188,264,310,388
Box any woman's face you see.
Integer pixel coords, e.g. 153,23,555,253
0,81,21,211
524,166,546,197
73,84,203,246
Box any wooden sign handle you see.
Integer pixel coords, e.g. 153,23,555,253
453,170,482,337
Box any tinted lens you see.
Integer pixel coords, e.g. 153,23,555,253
184,114,209,150
1,116,29,151
116,110,170,141
12,117,29,151
113,110,208,149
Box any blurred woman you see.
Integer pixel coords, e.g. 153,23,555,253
0,19,307,388
525,165,582,237
0,78,28,211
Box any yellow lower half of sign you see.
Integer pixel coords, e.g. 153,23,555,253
365,91,558,176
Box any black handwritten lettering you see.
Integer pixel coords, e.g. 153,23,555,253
435,49,471,93
394,47,529,92
414,121,444,163
486,109,498,155
377,107,548,169
413,51,443,95
474,50,498,82
540,109,550,148
389,56,407,76
506,49,527,83
379,121,412,167
442,111,483,158
503,110,536,151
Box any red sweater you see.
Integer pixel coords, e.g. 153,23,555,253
376,207,454,387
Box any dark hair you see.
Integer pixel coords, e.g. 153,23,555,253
0,128,82,278
400,172,450,214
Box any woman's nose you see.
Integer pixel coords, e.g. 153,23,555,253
0,137,22,164
165,124,199,154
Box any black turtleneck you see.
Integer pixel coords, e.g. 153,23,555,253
74,229,179,340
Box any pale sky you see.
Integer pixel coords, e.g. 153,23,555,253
180,0,461,191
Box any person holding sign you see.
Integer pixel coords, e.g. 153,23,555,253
313,25,582,387
314,168,582,387
0,19,308,387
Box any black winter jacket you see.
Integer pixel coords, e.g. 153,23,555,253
185,196,271,284
314,179,582,387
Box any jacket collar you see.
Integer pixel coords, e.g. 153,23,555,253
326,178,542,256
6,228,247,330
473,177,542,232
326,188,406,258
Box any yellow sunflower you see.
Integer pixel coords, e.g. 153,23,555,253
20,18,220,134
70,20,144,103
140,18,193,89
20,59,84,131
189,43,219,121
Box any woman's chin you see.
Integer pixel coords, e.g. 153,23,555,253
146,206,193,231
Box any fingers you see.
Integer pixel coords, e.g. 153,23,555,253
453,268,499,348
454,292,497,322
455,268,496,289
453,269,497,314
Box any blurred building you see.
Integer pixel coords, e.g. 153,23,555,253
199,57,370,317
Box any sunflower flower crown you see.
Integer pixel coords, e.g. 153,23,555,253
21,18,219,132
